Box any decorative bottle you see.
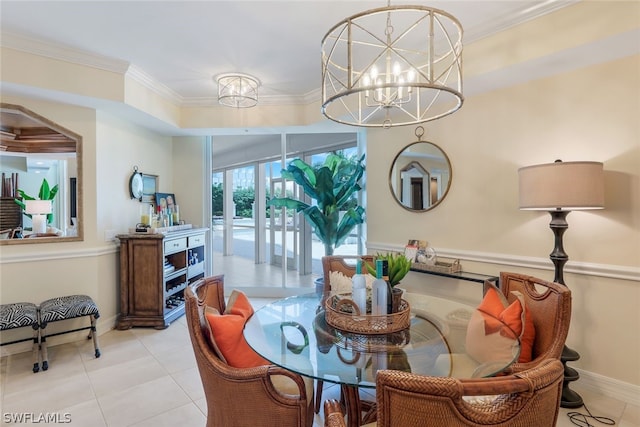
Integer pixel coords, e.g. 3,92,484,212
351,259,367,315
382,260,394,314
371,259,388,315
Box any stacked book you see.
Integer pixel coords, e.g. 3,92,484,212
163,258,175,275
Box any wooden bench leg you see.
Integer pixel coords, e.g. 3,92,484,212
89,314,101,358
40,328,49,371
31,323,40,373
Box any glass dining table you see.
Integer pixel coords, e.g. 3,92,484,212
244,291,520,427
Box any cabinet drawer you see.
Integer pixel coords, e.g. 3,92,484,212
189,233,206,247
164,237,187,253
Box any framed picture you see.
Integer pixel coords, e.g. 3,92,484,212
155,192,177,212
141,174,157,203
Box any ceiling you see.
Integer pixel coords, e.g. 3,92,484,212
1,0,637,144
1,1,578,107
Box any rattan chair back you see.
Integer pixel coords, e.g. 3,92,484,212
185,275,314,427
324,358,564,427
321,255,376,294
496,272,572,372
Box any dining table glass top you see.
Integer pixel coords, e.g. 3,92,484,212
243,291,520,389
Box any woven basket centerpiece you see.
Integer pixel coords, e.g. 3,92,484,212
324,293,410,335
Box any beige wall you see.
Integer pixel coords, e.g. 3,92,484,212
367,55,640,387
171,136,209,230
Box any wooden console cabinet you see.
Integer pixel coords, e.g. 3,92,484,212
116,228,208,329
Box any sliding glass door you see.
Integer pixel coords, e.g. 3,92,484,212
210,132,364,297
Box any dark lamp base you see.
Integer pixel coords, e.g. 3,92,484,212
561,385,585,408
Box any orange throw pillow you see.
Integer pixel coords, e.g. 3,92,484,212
205,290,269,368
473,282,535,363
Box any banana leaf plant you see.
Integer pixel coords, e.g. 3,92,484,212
14,178,58,224
268,153,365,256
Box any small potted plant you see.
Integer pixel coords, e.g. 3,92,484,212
14,178,59,226
366,251,412,312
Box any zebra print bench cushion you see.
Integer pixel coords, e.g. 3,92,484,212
0,302,39,330
39,295,99,324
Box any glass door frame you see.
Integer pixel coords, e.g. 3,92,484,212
209,131,366,298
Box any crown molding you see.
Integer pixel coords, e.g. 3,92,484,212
181,88,320,107
1,31,130,74
1,30,320,108
464,0,580,44
0,0,581,109
125,64,183,105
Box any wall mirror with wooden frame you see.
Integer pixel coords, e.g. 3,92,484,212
389,128,452,212
0,103,83,244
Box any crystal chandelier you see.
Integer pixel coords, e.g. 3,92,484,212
321,3,464,128
215,73,260,108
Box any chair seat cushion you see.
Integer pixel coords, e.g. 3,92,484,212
205,290,269,368
271,374,314,401
0,302,38,330
40,295,99,323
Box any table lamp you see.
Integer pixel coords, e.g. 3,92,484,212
25,200,52,234
518,159,604,408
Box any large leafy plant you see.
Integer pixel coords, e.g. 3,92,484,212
14,178,58,224
268,153,365,256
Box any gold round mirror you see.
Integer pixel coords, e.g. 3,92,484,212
389,127,452,212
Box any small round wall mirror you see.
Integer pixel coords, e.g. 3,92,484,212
389,127,452,212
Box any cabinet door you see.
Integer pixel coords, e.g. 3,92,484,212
128,239,163,316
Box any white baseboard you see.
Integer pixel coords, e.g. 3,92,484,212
577,368,640,407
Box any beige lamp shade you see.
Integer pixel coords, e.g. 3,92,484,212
518,161,604,210
24,199,52,214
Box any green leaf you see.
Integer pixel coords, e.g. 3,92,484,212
38,179,51,200
16,189,35,201
268,197,309,211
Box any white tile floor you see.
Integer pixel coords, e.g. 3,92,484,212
1,309,638,427
211,251,319,292
2,252,637,426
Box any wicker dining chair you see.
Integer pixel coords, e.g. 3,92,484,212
324,358,564,427
185,275,314,427
321,255,376,295
315,255,376,413
496,272,572,373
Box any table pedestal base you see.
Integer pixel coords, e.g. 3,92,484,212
340,384,376,427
